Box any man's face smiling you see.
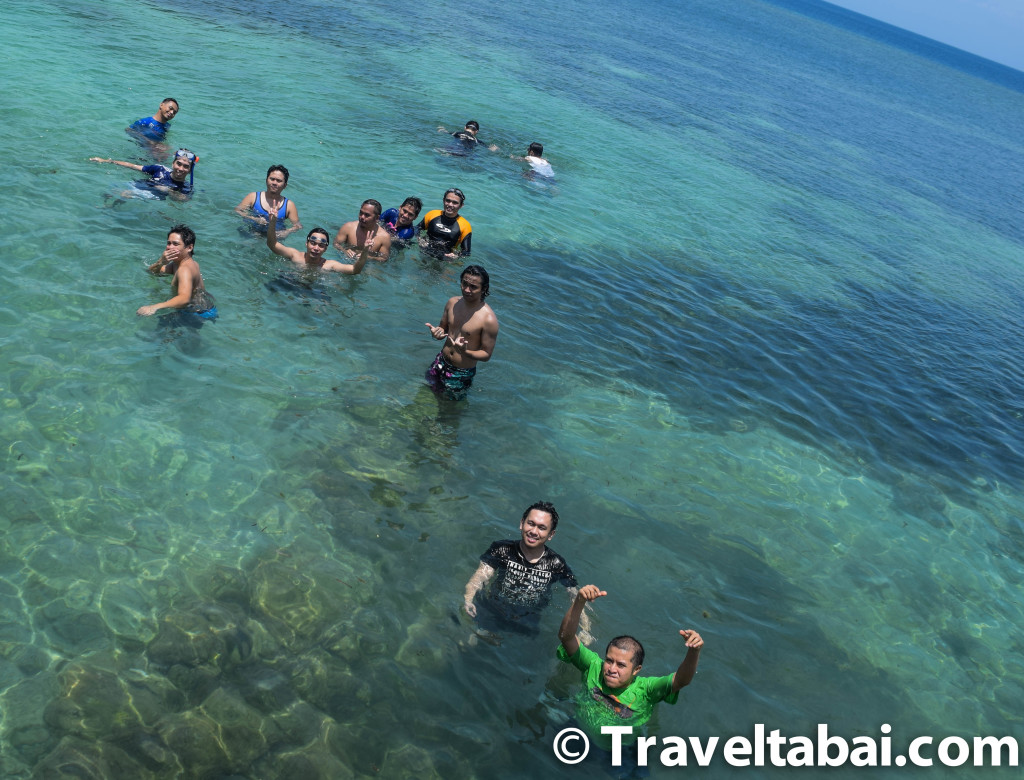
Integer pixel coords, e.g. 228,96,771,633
519,509,554,553
443,194,463,218
306,233,328,258
460,273,483,304
170,156,192,181
158,101,179,122
602,646,641,691
397,203,417,227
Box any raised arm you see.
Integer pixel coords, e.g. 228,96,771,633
558,584,606,657
566,587,596,645
671,629,704,692
322,243,371,275
463,562,496,617
90,157,143,172
266,214,302,264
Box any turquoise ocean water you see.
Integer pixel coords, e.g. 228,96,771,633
2,0,1024,776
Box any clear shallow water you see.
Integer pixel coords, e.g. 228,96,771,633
2,0,1024,777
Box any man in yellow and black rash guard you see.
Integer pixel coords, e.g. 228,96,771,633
419,188,472,258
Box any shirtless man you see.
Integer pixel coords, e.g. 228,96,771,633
266,213,370,275
333,199,391,261
424,265,498,400
137,224,217,319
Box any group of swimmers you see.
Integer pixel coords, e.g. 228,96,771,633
465,500,705,776
94,101,701,774
90,100,539,400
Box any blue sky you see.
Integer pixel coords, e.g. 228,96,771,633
828,0,1024,71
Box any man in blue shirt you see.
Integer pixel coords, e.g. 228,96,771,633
127,98,179,141
90,148,197,199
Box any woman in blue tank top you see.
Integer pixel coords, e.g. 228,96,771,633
235,164,302,237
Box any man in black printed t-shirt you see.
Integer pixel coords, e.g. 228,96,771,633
463,501,593,640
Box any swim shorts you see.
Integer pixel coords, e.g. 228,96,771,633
426,351,476,401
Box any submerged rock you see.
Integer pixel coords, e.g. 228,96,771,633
30,735,151,780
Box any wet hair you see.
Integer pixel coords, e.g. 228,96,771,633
361,199,382,217
460,265,490,300
607,636,645,668
267,164,290,184
168,224,196,252
528,142,544,157
307,227,330,242
522,501,559,531
444,188,465,206
162,98,179,108
401,196,423,216
465,120,480,131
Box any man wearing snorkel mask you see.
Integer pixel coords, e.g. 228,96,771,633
90,148,198,199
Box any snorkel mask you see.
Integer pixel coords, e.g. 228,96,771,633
175,148,199,187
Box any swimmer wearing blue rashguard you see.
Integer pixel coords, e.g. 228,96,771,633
379,197,422,244
137,224,217,321
127,98,179,141
90,148,198,199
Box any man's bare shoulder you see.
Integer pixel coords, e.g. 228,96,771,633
479,303,498,325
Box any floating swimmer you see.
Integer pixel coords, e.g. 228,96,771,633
91,148,197,200
437,120,500,154
137,224,217,322
512,142,554,179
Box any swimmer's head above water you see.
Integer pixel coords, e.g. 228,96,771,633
266,164,290,185
461,264,489,300
173,148,198,186
168,224,196,256
527,142,543,157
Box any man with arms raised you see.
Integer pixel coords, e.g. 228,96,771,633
333,199,391,261
558,585,704,774
266,213,370,275
424,265,498,400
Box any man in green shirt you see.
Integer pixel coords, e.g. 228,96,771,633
557,584,704,771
